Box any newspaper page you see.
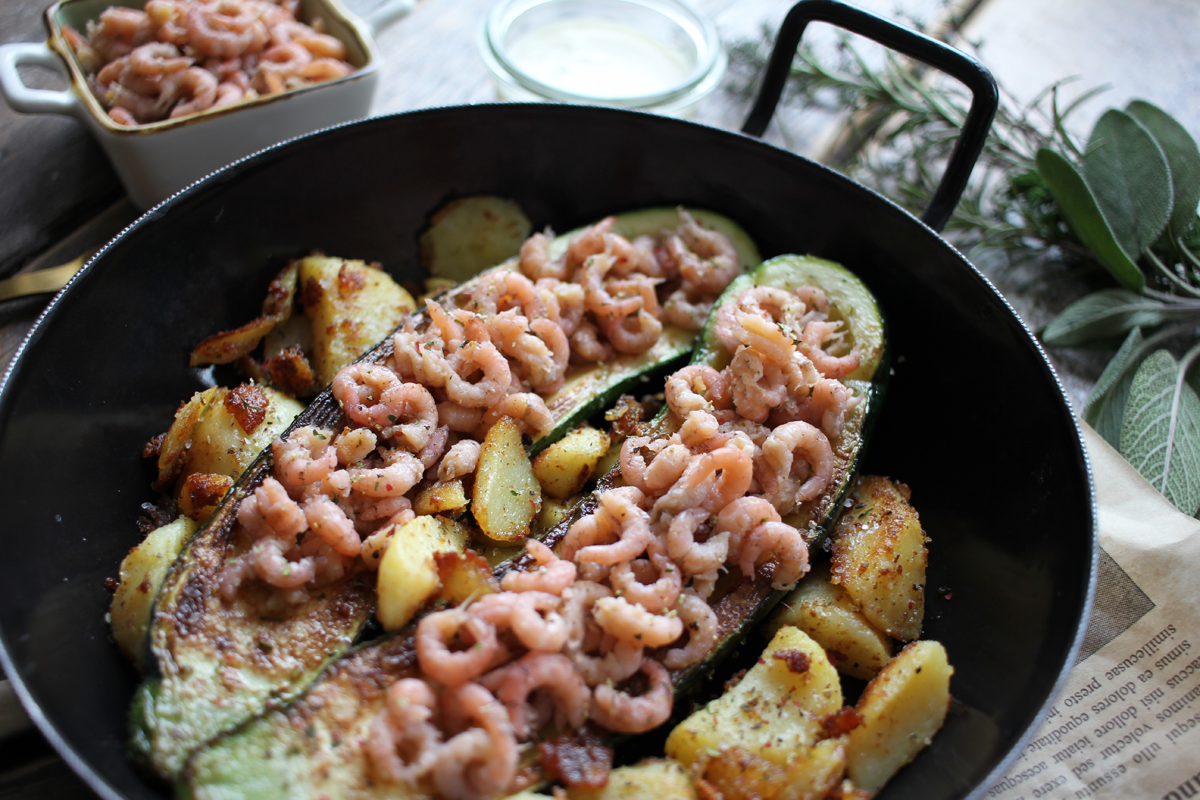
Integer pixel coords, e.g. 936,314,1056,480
987,423,1200,800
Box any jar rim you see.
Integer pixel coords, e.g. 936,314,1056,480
482,0,724,109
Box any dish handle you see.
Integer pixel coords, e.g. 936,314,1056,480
362,0,417,38
741,0,998,233
0,41,86,120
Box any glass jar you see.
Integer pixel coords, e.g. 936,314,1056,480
481,0,725,118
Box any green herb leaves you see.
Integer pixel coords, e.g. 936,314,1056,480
1119,348,1200,517
1040,101,1200,516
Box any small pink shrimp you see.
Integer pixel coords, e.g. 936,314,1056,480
652,446,752,519
620,438,691,495
426,299,465,352
608,551,681,614
664,507,729,576
482,652,590,740
437,439,482,482
548,281,585,337
565,217,616,271
415,424,449,471
438,400,484,434
590,659,673,734
490,311,567,392
662,592,719,669
665,209,740,296
211,80,245,109
445,341,512,408
186,1,268,59
727,345,787,424
333,363,402,427
561,487,653,566
600,307,663,355
519,231,568,281
274,425,338,488
431,684,518,800
592,596,683,648
711,496,780,566
302,496,360,557
569,320,613,363
800,319,862,379
665,365,729,417
740,520,810,589
416,610,498,687
367,678,442,785
249,476,307,539
298,57,351,82
477,392,554,439
334,426,377,466
348,451,424,498
662,288,712,332
760,420,835,506
500,540,577,595
250,537,314,589
510,591,569,652
606,275,662,320
127,42,191,75
379,382,439,451
166,65,219,117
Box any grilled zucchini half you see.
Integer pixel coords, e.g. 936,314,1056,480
128,208,760,781
177,253,887,799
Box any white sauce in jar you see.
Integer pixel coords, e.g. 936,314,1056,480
506,19,692,99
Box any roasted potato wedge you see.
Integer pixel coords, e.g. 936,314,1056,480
845,641,952,794
111,516,198,670
830,476,928,641
532,425,611,500
376,516,468,631
414,479,469,516
298,255,417,387
472,417,542,542
419,196,532,282
666,626,842,769
184,385,304,482
567,760,697,800
767,561,893,680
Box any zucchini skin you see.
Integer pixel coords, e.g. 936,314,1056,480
130,208,760,782
179,253,888,800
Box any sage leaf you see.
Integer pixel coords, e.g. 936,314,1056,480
1037,148,1144,291
1041,289,1171,347
1119,348,1200,517
1126,100,1200,238
1083,109,1173,256
1083,326,1143,447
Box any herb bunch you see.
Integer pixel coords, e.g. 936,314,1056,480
728,30,1200,518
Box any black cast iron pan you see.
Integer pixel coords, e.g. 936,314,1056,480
0,1,1095,798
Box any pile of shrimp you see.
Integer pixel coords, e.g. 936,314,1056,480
362,283,862,799
216,210,743,607
62,0,355,126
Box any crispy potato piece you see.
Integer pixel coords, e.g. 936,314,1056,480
844,641,953,794
532,426,611,500
155,387,222,488
184,386,304,482
535,496,577,536
473,417,542,542
698,740,845,800
177,473,235,522
298,256,417,387
830,476,928,641
111,516,198,670
188,262,300,366
767,562,892,680
567,760,697,800
434,550,500,606
419,196,532,283
376,516,468,631
414,479,469,516
666,626,841,770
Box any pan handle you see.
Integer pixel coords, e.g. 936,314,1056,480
741,0,998,233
